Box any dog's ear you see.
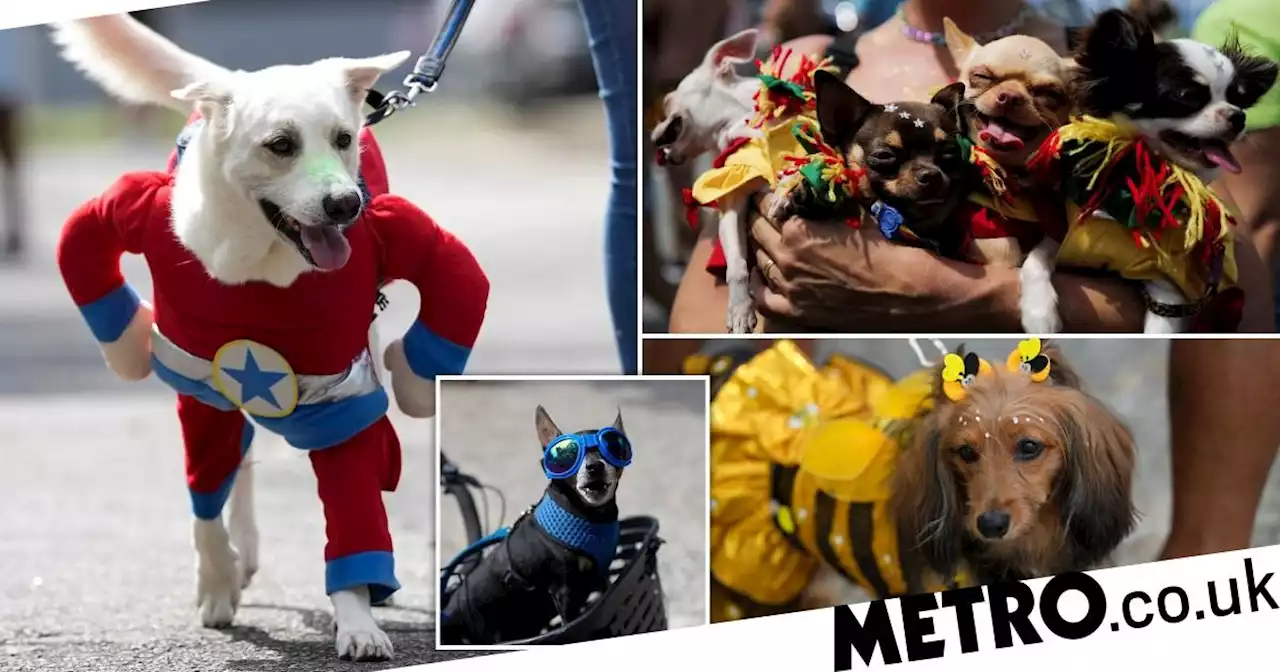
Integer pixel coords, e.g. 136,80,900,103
331,51,412,105
171,80,233,126
1075,8,1157,111
815,69,874,151
1039,340,1085,389
891,416,966,580
705,29,759,75
612,407,626,436
930,81,967,120
535,405,562,448
1221,30,1279,110
1057,396,1138,570
944,18,978,71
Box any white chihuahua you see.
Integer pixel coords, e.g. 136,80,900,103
650,29,763,333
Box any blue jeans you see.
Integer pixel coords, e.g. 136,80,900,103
578,0,638,374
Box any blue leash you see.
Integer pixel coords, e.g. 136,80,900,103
365,0,477,126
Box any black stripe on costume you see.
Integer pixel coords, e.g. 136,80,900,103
770,464,808,553
897,531,926,596
847,502,892,599
813,494,859,585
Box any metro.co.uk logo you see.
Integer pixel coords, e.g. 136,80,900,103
834,558,1277,669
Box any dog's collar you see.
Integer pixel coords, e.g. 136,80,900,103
533,495,619,576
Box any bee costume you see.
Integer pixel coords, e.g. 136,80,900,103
706,341,962,622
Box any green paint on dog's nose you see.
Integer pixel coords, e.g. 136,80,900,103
302,153,349,182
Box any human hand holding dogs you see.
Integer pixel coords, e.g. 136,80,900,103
749,194,1148,332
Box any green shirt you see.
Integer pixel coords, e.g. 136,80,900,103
1193,0,1280,130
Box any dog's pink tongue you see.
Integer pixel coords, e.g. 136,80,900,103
980,120,1025,151
300,226,352,270
1204,145,1242,174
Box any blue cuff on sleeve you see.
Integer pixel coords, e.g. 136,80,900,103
402,321,471,379
79,284,142,343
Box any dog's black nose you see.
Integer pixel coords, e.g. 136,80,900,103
1226,108,1247,135
916,166,942,187
323,192,363,224
585,461,604,477
977,510,1011,539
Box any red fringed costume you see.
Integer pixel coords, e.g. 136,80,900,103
56,115,490,602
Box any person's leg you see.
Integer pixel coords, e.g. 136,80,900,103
0,99,25,258
1160,340,1280,559
577,0,638,374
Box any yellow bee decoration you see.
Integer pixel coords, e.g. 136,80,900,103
941,351,993,401
1006,337,1052,382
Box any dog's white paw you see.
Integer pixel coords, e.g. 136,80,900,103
764,193,795,224
100,301,154,381
333,588,394,661
1018,248,1061,334
227,458,258,590
726,283,756,334
383,338,436,419
194,518,240,629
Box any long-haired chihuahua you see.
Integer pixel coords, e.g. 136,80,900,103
892,340,1137,585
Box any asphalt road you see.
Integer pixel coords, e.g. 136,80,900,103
0,99,615,670
436,379,709,632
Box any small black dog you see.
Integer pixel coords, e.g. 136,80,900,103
771,70,969,252
440,406,631,645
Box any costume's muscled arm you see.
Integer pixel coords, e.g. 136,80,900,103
56,172,169,380
368,195,489,418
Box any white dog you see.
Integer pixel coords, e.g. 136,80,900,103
49,15,451,661
650,29,762,333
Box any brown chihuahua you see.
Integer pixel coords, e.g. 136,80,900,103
772,69,968,248
944,19,1076,333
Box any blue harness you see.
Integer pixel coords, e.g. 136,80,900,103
532,494,620,575
172,119,373,203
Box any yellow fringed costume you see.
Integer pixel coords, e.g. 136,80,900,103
709,341,971,623
1030,116,1243,328
689,48,853,218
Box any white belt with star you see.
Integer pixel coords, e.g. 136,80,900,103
150,326,381,417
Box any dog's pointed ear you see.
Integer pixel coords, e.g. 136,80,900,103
815,69,873,151
535,405,562,448
944,18,977,70
1221,30,1279,110
706,29,759,73
1077,9,1156,70
335,51,412,105
171,80,232,121
930,81,967,116
612,407,626,436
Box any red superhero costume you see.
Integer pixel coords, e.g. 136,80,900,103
56,117,489,603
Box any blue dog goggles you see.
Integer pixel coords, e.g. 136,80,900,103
541,428,633,480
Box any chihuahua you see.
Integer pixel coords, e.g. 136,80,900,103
651,29,768,333
439,406,630,645
799,70,969,250
944,19,1077,333
1055,8,1275,331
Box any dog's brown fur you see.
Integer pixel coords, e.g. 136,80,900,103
891,342,1137,585
773,70,968,239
